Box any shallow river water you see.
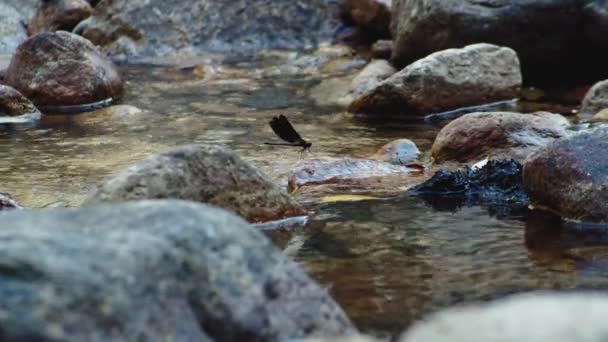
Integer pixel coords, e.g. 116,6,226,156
2,50,608,338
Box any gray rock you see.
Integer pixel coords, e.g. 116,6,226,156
78,0,342,60
2,0,38,22
348,43,521,116
369,138,420,165
343,0,392,36
5,31,124,107
0,4,28,54
400,292,608,342
390,0,605,84
86,145,306,223
349,59,396,99
580,79,608,116
523,127,608,222
431,111,569,164
0,200,354,341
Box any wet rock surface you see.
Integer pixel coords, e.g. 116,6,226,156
348,44,521,116
343,0,392,36
86,145,306,223
580,79,608,116
0,84,40,117
0,200,354,341
400,292,608,342
28,0,93,36
390,0,608,84
79,0,342,60
0,4,28,54
431,111,569,164
523,127,608,222
5,31,124,107
288,156,420,192
409,159,528,214
369,138,420,165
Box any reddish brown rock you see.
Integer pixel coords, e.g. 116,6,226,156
524,127,608,222
5,31,124,106
431,111,570,164
344,0,392,36
28,0,92,35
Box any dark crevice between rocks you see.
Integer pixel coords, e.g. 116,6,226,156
408,159,529,219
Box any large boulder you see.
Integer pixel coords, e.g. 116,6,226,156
0,200,354,341
78,0,342,60
86,145,306,223
400,292,608,342
28,0,93,36
580,79,608,116
0,3,28,54
390,0,608,84
348,44,521,116
523,127,608,222
288,156,420,192
431,111,569,164
343,0,392,36
4,31,124,107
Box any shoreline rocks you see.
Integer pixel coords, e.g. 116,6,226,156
79,0,342,60
348,44,521,116
86,145,306,223
390,0,608,85
431,111,570,164
0,200,354,341
5,31,124,107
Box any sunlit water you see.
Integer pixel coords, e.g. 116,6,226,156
2,50,607,338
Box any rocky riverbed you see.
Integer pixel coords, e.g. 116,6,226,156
2,0,608,341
